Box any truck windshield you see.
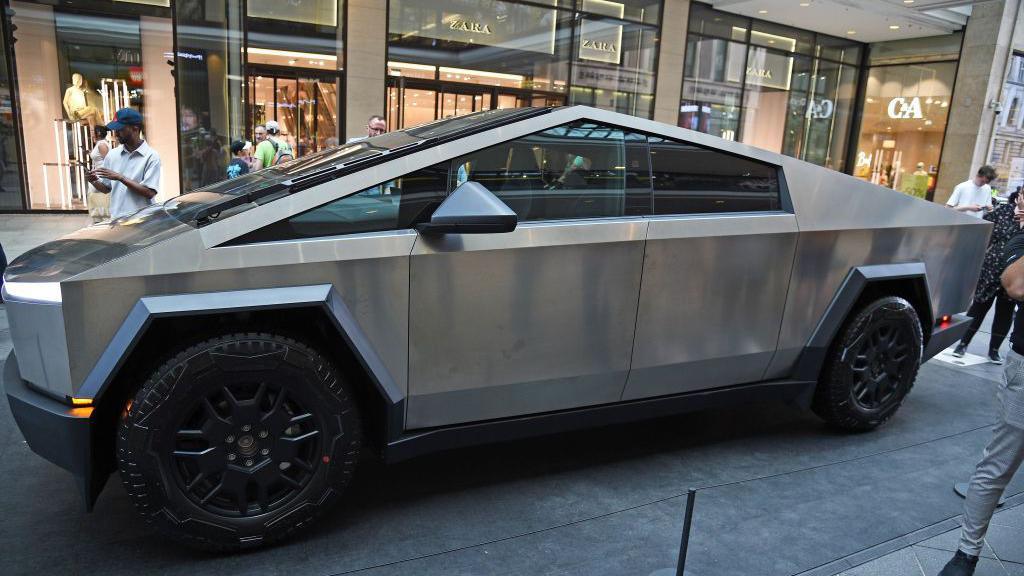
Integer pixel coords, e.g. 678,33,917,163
166,107,550,225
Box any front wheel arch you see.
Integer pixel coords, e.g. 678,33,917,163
90,305,398,505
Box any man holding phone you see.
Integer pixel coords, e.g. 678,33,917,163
946,165,997,219
87,107,161,220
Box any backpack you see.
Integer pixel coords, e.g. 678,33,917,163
269,138,293,165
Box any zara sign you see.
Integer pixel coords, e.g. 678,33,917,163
887,97,924,119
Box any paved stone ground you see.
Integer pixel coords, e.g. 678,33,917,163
1,214,1024,575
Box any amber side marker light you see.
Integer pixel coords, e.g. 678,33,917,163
71,397,93,407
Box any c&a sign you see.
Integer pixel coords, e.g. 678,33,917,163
887,97,924,119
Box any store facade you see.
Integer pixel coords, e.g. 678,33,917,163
384,0,661,129
679,3,862,173
852,34,961,200
0,0,346,211
0,0,1004,213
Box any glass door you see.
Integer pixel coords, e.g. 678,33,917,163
248,68,340,156
437,87,490,120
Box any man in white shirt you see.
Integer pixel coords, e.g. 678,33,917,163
947,165,997,219
87,107,161,220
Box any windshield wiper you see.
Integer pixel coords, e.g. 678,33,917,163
194,182,288,225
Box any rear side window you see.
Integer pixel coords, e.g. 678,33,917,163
451,121,650,222
229,163,448,244
649,136,780,215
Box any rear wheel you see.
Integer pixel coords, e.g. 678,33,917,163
812,296,923,431
116,332,361,550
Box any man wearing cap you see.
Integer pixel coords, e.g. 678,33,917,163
227,140,252,179
87,107,161,220
254,119,293,169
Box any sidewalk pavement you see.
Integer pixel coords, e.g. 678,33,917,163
831,309,1024,576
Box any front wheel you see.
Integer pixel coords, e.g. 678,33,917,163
812,296,923,431
116,332,362,550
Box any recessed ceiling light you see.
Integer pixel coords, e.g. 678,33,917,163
847,30,857,35
759,9,768,14
800,2,810,6
889,24,900,30
904,0,914,4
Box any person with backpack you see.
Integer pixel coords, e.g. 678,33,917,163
254,120,293,169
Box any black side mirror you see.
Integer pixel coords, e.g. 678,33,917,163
417,181,517,234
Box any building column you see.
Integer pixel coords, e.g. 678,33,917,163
935,0,1021,203
345,0,387,140
653,0,689,126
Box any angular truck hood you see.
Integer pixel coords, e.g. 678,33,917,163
3,203,194,284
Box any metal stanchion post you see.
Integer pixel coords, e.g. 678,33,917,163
675,488,697,576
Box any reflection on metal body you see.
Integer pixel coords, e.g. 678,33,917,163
625,212,798,399
2,296,73,398
60,230,416,396
68,285,405,431
407,218,646,428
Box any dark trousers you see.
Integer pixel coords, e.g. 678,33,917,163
961,293,1016,351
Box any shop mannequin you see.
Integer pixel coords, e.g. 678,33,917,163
62,73,101,129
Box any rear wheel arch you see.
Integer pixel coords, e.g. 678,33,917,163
793,265,933,383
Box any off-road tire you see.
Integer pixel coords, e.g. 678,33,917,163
812,296,923,431
116,332,361,551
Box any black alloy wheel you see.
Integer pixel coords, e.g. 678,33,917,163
813,296,923,431
117,333,361,550
847,318,916,412
170,380,322,517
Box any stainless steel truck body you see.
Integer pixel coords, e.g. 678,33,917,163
2,106,989,549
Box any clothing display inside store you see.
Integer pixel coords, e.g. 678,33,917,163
10,1,176,212
62,73,101,128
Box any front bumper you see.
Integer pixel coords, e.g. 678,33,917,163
923,313,972,361
3,350,101,510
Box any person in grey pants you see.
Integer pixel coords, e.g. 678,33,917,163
940,225,1024,576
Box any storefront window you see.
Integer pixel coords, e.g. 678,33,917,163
679,35,743,140
801,59,857,171
749,20,813,56
386,0,658,127
11,0,179,209
570,15,658,118
853,61,956,198
0,11,24,209
989,53,1024,194
682,3,861,172
740,48,808,154
386,0,571,129
577,0,660,25
246,0,344,159
687,2,747,41
175,0,244,191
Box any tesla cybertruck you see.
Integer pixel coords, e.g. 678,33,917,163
2,106,989,549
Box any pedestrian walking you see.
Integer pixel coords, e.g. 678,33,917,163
227,140,251,179
254,120,293,168
939,221,1024,576
952,189,1023,363
86,108,161,220
947,165,998,218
